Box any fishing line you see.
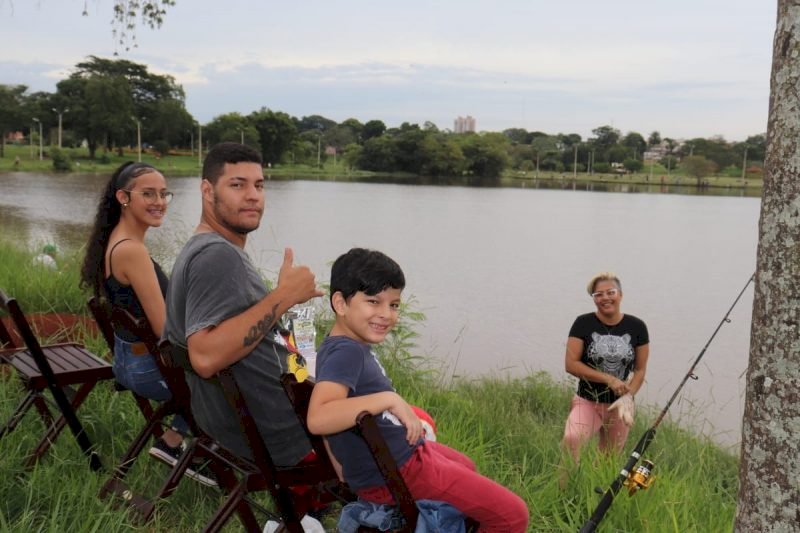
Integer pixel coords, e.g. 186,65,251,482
579,272,755,533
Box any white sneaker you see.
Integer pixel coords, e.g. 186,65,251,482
300,514,325,533
262,520,280,533
262,514,325,533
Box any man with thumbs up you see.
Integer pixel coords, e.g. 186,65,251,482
164,142,323,468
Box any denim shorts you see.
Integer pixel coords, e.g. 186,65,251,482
113,335,171,401
113,335,189,435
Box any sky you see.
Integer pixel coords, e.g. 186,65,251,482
0,0,776,141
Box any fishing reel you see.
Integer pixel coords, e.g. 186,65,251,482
624,459,655,496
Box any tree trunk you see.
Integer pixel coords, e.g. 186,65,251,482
734,2,800,531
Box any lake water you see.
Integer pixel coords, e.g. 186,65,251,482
0,172,760,448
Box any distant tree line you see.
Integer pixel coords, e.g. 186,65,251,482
0,57,766,179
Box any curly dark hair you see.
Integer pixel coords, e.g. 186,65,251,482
79,161,158,296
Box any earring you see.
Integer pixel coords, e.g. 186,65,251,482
122,202,128,208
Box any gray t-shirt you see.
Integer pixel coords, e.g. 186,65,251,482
164,232,309,466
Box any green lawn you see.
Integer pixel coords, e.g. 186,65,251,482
0,240,739,531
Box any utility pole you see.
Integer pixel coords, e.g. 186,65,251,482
741,146,748,180
51,107,68,148
240,128,244,145
32,117,43,160
573,144,578,179
134,118,142,162
317,132,322,168
198,124,203,167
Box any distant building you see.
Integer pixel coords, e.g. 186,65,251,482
5,131,24,142
454,115,476,134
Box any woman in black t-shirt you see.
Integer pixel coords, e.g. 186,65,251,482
561,272,650,460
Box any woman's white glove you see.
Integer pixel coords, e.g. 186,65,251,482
608,393,635,426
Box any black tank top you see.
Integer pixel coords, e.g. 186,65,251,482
103,239,168,342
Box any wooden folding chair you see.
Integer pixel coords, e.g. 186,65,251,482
87,296,160,432
88,298,198,521
156,340,278,532
0,289,113,471
354,412,480,533
355,412,420,533
153,346,344,533
88,303,267,529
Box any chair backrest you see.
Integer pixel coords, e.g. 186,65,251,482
355,411,419,532
280,373,340,480
0,314,17,349
0,288,103,471
87,296,116,352
98,302,186,400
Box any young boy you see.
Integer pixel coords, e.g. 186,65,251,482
308,248,529,533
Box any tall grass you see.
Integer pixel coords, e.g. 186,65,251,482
0,240,88,314
0,241,738,531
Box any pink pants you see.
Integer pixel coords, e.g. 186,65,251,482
357,440,529,533
562,395,630,459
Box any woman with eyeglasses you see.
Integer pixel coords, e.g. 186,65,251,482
560,272,650,461
80,162,212,484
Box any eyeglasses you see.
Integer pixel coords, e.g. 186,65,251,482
123,189,174,204
591,288,619,299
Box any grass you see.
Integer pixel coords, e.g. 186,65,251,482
0,240,739,532
0,240,87,314
1,143,763,193
509,168,762,192
0,144,371,179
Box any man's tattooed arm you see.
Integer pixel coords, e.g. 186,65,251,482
242,301,281,347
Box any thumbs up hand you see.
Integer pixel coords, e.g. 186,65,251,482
277,247,324,305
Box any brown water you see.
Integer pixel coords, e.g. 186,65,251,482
0,171,759,448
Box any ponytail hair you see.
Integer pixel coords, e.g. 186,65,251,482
80,161,157,296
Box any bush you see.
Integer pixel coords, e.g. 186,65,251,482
594,162,611,173
99,152,112,164
50,147,73,172
624,158,644,172
153,140,171,157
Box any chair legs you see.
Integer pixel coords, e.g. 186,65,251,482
24,381,100,470
0,389,41,439
98,400,187,521
203,471,259,533
1,380,102,471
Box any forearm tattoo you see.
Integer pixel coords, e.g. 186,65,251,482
243,302,281,347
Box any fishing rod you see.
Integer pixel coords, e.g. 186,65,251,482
579,272,755,533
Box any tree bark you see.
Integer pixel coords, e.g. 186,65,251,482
734,2,800,531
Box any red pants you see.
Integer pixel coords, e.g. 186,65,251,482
562,395,630,460
358,441,528,533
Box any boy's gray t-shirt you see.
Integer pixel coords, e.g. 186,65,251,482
164,232,309,466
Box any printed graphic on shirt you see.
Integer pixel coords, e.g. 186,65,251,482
369,349,402,426
382,410,403,426
588,332,634,379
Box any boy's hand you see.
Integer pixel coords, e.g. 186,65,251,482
389,397,424,445
277,247,324,305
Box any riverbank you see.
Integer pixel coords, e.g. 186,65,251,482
0,239,739,530
0,144,762,194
